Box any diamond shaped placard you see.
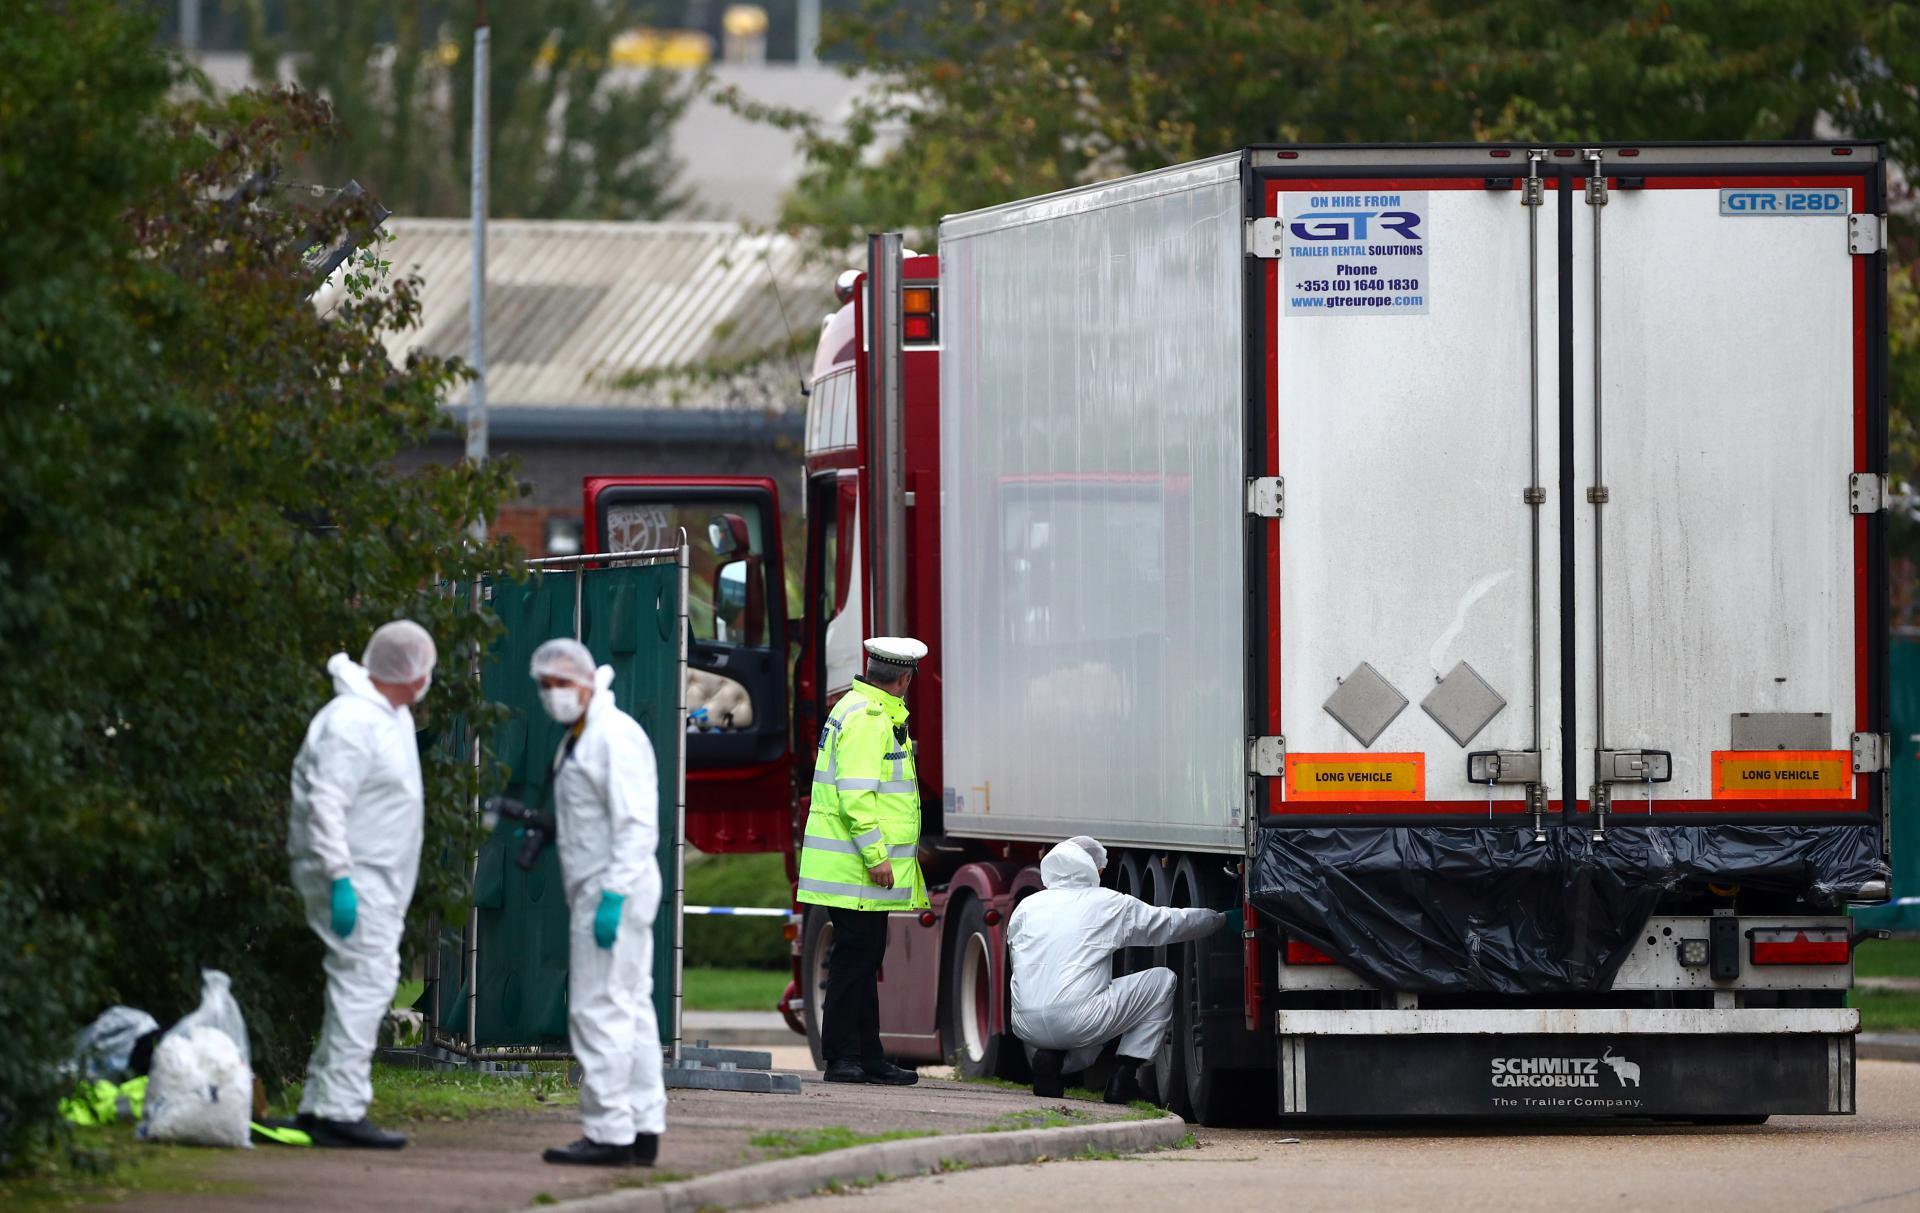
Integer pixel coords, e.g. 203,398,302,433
1323,662,1408,749
1421,660,1507,747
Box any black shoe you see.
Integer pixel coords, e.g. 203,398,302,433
632,1134,659,1166
1031,1049,1066,1099
823,1060,869,1084
862,1061,919,1086
543,1136,636,1166
295,1113,407,1150
1104,1057,1151,1106
1134,1059,1160,1106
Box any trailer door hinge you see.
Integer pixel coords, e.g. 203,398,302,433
1848,214,1887,256
1852,732,1889,774
1247,476,1284,518
1247,217,1284,260
1849,472,1886,514
1250,736,1286,778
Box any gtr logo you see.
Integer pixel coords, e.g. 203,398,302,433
1289,210,1423,241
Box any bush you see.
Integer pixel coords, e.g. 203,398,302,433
681,851,793,970
0,0,517,1172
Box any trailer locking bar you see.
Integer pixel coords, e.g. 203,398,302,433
1521,148,1547,842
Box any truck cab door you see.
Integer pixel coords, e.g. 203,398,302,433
584,476,794,852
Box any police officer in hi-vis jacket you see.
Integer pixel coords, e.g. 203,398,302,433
796,637,929,1085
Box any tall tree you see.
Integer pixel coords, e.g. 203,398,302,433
769,0,1917,240
751,0,1920,574
240,0,695,219
0,0,518,1169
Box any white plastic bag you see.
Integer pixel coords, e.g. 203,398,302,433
138,970,253,1148
72,1006,159,1081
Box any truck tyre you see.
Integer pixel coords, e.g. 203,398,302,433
799,906,833,1071
1170,856,1268,1126
943,896,1021,1080
1112,851,1149,978
1145,855,1195,1120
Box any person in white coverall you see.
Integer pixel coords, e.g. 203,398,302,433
287,620,437,1149
529,638,667,1168
1009,837,1225,1104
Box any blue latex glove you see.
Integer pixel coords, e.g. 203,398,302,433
330,877,358,939
1221,908,1244,936
594,891,625,949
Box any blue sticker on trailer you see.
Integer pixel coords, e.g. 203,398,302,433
1283,191,1429,315
1718,188,1850,215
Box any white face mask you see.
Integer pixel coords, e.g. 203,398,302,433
541,686,586,724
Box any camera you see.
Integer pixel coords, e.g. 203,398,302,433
481,796,556,872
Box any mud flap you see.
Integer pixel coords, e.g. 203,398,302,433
1278,1029,1853,1117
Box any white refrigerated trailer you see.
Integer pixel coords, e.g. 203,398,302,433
936,142,1892,1121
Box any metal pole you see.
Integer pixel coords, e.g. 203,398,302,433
179,0,200,52
797,0,819,67
866,234,907,636
673,535,690,1062
465,9,490,540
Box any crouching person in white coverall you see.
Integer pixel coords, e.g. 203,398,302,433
1008,837,1225,1105
531,639,667,1168
288,620,438,1149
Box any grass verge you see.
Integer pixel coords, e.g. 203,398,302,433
0,1124,248,1211
682,966,788,1013
1854,937,1920,981
1851,986,1920,1032
277,1061,576,1121
751,1127,937,1159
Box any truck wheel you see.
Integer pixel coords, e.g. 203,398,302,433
1170,856,1266,1126
1145,855,1195,1120
799,906,833,1071
1112,851,1149,978
943,896,1017,1079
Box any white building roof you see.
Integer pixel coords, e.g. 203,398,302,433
381,218,830,412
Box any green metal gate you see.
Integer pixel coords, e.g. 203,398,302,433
1856,634,1920,932
426,544,689,1055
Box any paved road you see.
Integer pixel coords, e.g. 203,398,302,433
764,1060,1920,1213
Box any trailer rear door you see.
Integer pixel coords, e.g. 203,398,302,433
1250,146,1887,831
1567,157,1883,825
1252,155,1560,821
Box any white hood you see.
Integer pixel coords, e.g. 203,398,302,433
1039,840,1101,890
326,652,392,712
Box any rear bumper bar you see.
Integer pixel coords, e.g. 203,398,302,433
1275,1008,1857,1117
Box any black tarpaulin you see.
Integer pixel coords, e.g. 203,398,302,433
1248,824,1887,995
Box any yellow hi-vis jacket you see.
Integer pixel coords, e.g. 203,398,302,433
796,679,928,911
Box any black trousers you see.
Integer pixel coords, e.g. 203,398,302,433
822,907,891,1066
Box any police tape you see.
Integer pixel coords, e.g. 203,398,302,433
683,905,795,918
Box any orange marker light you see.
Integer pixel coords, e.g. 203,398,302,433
902,287,934,314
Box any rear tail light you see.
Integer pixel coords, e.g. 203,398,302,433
902,283,938,345
1749,927,1849,965
1284,938,1337,966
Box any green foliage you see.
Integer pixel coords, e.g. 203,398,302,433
278,1063,576,1121
682,850,793,969
776,0,1918,243
1853,938,1920,979
0,0,519,1173
763,0,1920,555
239,0,695,219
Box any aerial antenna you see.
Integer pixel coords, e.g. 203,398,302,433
761,249,810,398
